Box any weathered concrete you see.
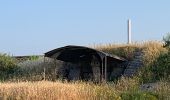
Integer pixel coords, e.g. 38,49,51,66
92,66,100,82
68,67,80,80
123,51,144,77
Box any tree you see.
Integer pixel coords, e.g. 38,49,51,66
163,33,170,48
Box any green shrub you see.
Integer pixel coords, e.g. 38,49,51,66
0,53,17,80
138,49,170,83
121,91,158,100
0,54,17,71
136,42,168,83
152,51,170,81
29,55,40,61
163,33,170,48
94,85,121,100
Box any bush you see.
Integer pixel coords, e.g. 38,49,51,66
29,55,40,61
0,54,17,71
121,91,158,100
142,41,166,66
138,48,170,83
136,41,168,83
152,51,170,81
163,33,170,48
0,53,17,80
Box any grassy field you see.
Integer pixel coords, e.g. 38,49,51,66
0,41,170,100
0,78,169,100
0,81,120,100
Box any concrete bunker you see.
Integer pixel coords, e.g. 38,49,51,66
45,45,126,82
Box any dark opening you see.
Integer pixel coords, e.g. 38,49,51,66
45,45,126,82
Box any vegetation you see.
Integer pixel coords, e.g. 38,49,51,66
0,77,139,100
0,78,169,100
29,55,40,61
0,41,170,99
0,54,18,81
163,33,170,48
0,54,17,71
96,43,141,60
137,42,168,83
146,50,170,82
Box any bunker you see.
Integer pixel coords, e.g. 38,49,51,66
45,45,126,82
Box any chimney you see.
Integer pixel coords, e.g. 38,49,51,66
127,19,131,44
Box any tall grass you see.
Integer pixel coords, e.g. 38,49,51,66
0,41,169,99
0,77,140,100
0,81,120,100
137,41,169,83
142,41,167,66
1,78,169,100
94,42,142,60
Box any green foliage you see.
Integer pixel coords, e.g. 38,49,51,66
138,49,170,83
0,53,17,80
121,91,158,100
134,41,168,83
95,85,121,100
29,55,40,61
0,41,169,99
152,51,170,81
0,53,17,71
138,67,154,83
163,33,170,48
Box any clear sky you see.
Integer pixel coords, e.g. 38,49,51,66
0,0,170,56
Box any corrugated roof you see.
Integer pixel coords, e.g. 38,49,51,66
45,45,126,62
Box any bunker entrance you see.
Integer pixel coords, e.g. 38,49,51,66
45,45,126,82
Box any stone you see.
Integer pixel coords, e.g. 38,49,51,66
123,50,144,77
92,66,100,82
140,83,159,91
68,67,80,81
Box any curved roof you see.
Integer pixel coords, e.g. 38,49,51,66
45,45,126,63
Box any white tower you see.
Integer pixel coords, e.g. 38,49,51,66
128,19,131,44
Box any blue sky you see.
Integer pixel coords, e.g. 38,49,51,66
0,0,170,56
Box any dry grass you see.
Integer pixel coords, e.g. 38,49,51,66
142,41,168,66
94,41,167,65
0,81,121,100
0,78,169,100
154,81,170,99
1,41,169,99
0,76,140,100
